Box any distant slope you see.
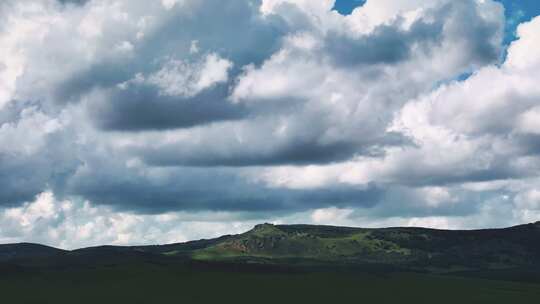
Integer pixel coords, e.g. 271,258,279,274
0,243,66,262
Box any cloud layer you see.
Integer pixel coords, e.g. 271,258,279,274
0,0,539,248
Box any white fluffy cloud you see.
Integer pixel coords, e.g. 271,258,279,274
259,13,540,188
0,191,262,249
147,53,233,97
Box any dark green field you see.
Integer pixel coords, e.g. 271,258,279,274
1,262,540,304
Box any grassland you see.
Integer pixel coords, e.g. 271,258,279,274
1,261,539,304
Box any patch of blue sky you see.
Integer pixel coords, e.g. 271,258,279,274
498,0,540,44
332,0,365,15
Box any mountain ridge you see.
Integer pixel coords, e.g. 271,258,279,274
2,221,539,253
1,221,539,273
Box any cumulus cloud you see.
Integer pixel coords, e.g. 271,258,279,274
147,53,233,97
0,105,79,206
0,191,263,249
0,0,539,247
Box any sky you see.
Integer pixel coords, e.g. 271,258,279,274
0,0,540,249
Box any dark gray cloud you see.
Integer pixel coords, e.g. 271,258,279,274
0,155,50,206
0,119,80,207
140,130,406,167
140,0,287,67
143,140,364,167
325,18,443,67
64,159,383,213
515,134,540,156
443,1,504,65
57,0,89,5
377,148,534,187
90,84,248,131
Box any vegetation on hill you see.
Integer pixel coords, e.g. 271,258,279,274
163,222,540,272
2,222,540,273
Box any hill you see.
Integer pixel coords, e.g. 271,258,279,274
2,222,540,273
0,243,66,262
182,222,540,271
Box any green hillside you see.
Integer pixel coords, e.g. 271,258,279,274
162,222,540,272
191,223,412,261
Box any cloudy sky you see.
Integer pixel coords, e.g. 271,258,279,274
1,0,540,249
